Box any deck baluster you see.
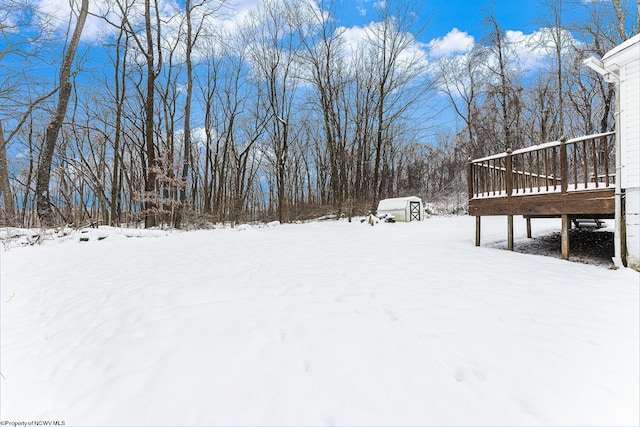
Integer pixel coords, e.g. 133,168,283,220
489,160,495,196
536,150,541,192
543,149,549,191
528,152,534,193
603,135,610,187
467,160,473,199
582,140,588,187
591,138,599,188
552,146,557,191
572,143,578,190
512,156,516,194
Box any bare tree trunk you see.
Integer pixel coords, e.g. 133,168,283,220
35,0,88,226
110,21,129,226
612,0,628,41
143,0,160,228
551,0,564,137
203,104,213,214
490,15,512,150
175,0,200,228
277,117,288,224
0,120,15,224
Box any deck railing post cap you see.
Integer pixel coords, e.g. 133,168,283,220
506,147,512,154
560,135,568,142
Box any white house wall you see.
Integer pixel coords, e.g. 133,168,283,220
622,58,640,269
626,189,639,269
621,60,639,189
604,35,640,269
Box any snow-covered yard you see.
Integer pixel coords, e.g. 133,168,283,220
1,216,638,426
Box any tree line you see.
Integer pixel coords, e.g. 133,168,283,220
0,0,637,228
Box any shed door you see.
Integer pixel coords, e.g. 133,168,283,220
409,201,421,221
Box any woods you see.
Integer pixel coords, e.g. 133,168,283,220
0,0,638,228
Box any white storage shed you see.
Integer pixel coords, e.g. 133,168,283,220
377,196,424,222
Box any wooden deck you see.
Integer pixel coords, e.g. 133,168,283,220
467,132,616,259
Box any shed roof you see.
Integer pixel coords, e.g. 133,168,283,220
377,196,422,211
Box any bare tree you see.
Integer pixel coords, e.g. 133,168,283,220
543,0,568,138
291,0,351,214
35,0,89,225
0,85,60,225
436,45,486,158
0,121,14,222
1,1,57,225
483,12,514,151
110,0,165,227
197,45,221,216
175,0,217,228
248,0,302,223
109,12,131,226
365,0,431,212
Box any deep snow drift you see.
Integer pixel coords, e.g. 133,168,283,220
1,216,638,426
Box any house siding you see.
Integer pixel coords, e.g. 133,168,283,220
602,34,640,269
605,36,640,269
621,60,639,189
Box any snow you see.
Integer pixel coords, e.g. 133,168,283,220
1,216,639,426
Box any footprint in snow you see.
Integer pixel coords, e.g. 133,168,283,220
385,309,398,322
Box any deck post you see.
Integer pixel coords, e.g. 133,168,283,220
475,216,481,246
505,148,513,197
560,136,568,194
506,149,514,251
507,214,514,251
467,158,473,199
526,216,532,238
561,214,570,260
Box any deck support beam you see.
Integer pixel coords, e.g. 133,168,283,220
507,215,514,251
475,216,481,246
561,214,570,260
526,217,532,238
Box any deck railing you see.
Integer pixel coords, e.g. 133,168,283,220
468,131,616,199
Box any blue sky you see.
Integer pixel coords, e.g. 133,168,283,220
25,0,592,48
337,0,583,46
427,0,539,38
5,0,635,132
20,0,628,67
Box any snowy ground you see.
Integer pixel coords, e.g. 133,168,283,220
1,216,638,426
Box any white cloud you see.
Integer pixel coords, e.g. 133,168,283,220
431,26,585,101
339,25,369,59
430,27,581,77
427,28,475,59
505,27,580,71
33,0,172,42
373,0,387,10
337,21,430,78
32,0,267,45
